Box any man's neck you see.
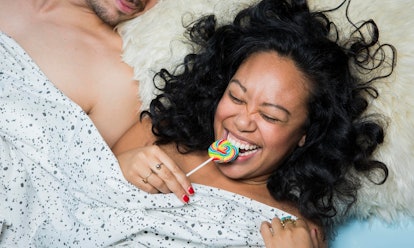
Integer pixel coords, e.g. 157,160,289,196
26,0,112,33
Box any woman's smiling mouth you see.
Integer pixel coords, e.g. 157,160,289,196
227,134,260,157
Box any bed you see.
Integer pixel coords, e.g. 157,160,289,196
118,0,414,246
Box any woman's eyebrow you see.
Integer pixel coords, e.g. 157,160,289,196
229,79,247,92
262,102,291,116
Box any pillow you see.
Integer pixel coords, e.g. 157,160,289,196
118,0,414,224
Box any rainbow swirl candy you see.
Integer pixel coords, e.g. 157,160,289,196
208,139,239,163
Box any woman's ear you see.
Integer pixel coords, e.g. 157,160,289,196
298,134,306,147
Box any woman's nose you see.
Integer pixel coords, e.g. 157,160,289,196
234,110,257,132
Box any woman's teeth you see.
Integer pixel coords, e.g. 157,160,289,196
227,136,259,156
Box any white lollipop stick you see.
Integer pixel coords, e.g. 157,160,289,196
186,157,213,177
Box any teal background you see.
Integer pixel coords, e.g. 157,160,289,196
331,217,414,248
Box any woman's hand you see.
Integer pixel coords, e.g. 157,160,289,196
260,217,320,248
116,145,194,204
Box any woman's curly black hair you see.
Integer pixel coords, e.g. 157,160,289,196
143,0,396,237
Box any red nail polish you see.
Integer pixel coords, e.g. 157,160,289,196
188,186,195,195
182,194,190,203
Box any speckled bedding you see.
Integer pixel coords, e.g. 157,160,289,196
0,32,293,247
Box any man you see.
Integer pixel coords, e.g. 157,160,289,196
0,1,188,246
0,0,157,147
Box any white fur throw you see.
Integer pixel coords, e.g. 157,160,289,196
118,0,414,224
310,0,414,223
118,0,260,110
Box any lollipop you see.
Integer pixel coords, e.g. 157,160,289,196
186,139,239,177
208,139,239,163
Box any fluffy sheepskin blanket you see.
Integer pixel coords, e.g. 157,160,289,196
118,0,414,224
118,0,261,109
310,0,414,224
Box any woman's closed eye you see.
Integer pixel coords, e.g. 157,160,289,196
260,113,281,123
229,92,244,104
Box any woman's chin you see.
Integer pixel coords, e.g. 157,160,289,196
216,164,246,180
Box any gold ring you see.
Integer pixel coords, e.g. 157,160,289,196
142,171,153,184
280,216,296,227
155,162,163,170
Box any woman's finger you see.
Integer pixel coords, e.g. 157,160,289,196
150,149,194,190
127,168,160,194
280,217,296,229
142,172,171,193
260,221,274,247
147,162,193,203
271,217,285,232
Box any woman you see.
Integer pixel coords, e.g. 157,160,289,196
114,0,394,246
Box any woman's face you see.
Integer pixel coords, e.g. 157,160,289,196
214,51,309,182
